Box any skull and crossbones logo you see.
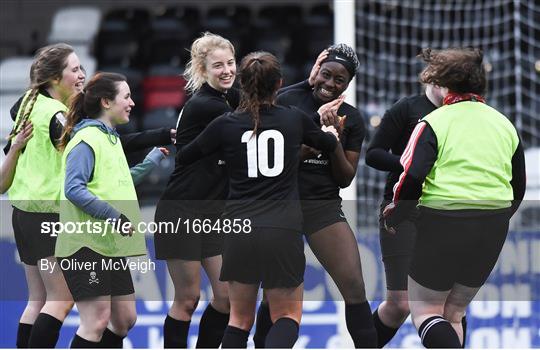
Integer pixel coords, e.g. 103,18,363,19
89,271,99,284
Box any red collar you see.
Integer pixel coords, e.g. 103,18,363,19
443,92,485,105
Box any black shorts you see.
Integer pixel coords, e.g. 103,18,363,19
378,201,417,291
59,247,134,301
301,200,347,236
12,207,58,265
153,200,224,261
379,220,417,291
220,227,305,289
410,209,510,291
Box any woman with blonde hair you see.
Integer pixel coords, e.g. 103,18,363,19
154,32,239,348
176,51,345,348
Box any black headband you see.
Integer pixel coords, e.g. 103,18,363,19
321,53,356,79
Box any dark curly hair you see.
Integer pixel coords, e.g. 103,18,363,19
419,47,487,95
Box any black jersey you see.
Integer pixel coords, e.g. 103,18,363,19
176,105,337,231
276,85,365,200
161,83,239,213
365,94,436,200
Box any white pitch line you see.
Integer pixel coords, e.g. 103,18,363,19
63,313,340,326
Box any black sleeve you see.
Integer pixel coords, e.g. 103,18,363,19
278,79,311,95
343,110,365,152
4,95,25,154
365,99,409,172
119,128,172,154
49,112,65,148
10,95,24,121
510,136,526,215
176,117,223,165
300,110,337,153
385,122,437,226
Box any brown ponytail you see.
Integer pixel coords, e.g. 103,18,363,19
237,52,281,136
58,91,85,150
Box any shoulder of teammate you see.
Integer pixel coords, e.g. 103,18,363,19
49,111,66,148
226,87,240,109
276,87,308,106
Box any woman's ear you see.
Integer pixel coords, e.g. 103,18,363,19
100,97,110,110
440,87,449,98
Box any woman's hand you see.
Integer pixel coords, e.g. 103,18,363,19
308,49,329,86
11,121,33,151
317,95,346,127
158,147,170,156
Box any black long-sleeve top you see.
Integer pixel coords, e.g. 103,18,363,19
365,94,437,201
160,83,240,213
176,105,337,230
276,80,366,200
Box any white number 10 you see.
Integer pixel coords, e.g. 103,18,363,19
241,130,284,178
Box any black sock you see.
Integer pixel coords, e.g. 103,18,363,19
372,307,399,347
71,334,101,348
27,313,63,348
461,315,467,348
253,302,272,348
418,316,462,348
16,323,33,348
163,315,190,348
265,317,299,348
345,302,378,348
196,303,230,348
222,325,250,348
98,328,124,348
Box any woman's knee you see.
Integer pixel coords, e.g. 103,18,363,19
212,295,230,313
336,273,367,303
384,298,410,320
83,308,111,334
21,300,46,321
229,309,255,331
172,295,200,316
42,300,74,319
112,310,137,335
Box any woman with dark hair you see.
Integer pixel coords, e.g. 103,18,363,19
383,47,526,348
175,51,345,348
254,44,377,348
365,80,447,347
5,43,170,348
55,72,164,347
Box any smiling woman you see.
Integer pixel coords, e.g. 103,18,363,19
6,43,85,348
55,72,147,347
253,43,378,348
153,32,239,349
